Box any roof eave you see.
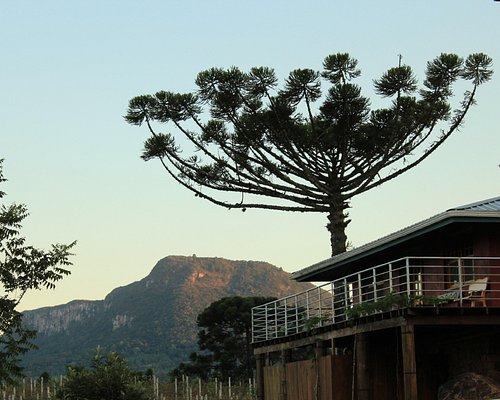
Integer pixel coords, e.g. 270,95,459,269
292,210,500,282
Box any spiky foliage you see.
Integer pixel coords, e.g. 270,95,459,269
125,52,493,256
170,296,275,380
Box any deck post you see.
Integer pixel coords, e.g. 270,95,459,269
358,273,363,304
274,302,278,339
284,298,288,336
344,278,349,318
458,257,464,306
265,306,269,341
256,353,265,400
356,332,370,400
389,263,393,292
294,295,299,334
331,281,336,323
405,258,411,297
401,324,418,400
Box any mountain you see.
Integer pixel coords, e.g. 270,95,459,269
21,255,313,377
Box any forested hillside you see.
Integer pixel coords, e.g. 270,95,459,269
21,255,313,376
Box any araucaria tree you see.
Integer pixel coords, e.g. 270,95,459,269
171,296,275,380
125,52,492,256
0,159,75,383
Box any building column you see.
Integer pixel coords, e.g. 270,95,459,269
401,325,418,400
356,332,370,400
256,353,265,400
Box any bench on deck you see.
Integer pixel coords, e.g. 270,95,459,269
462,277,489,307
438,277,489,307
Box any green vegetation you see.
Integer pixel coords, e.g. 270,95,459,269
171,296,275,380
0,371,255,400
345,293,451,320
0,348,255,400
21,257,311,377
55,348,153,400
0,159,75,384
126,52,492,256
303,315,332,333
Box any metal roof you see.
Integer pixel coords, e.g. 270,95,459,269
291,196,500,281
451,196,500,212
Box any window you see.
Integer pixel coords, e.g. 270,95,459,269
446,244,474,285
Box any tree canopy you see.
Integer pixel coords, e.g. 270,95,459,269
171,296,275,380
55,348,153,400
0,159,75,384
125,52,493,256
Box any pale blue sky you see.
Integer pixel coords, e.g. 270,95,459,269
1,1,498,311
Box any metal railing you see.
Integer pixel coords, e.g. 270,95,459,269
252,256,500,343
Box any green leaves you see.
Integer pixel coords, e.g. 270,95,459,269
201,120,228,143
196,67,248,119
374,65,418,97
141,133,176,161
125,51,493,256
422,53,464,100
176,296,275,380
322,53,361,84
56,349,153,400
124,95,156,126
283,68,321,105
248,67,277,97
321,83,370,127
0,160,75,384
462,53,494,85
153,92,201,123
125,92,201,127
0,310,36,385
194,162,228,185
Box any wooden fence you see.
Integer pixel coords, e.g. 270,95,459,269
1,376,256,400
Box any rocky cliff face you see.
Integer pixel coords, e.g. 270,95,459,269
25,300,102,335
21,255,313,377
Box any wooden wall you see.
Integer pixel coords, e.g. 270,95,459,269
263,365,284,400
286,359,316,400
263,354,353,400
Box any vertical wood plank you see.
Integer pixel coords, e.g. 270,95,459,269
356,332,370,400
332,354,353,400
256,353,265,400
264,365,284,400
401,325,418,400
318,355,333,400
286,359,315,400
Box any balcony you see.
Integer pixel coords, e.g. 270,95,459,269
252,256,500,343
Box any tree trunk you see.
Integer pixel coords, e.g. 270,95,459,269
326,201,349,256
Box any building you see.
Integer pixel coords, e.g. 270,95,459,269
252,196,500,400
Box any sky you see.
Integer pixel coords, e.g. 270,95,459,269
1,1,498,311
